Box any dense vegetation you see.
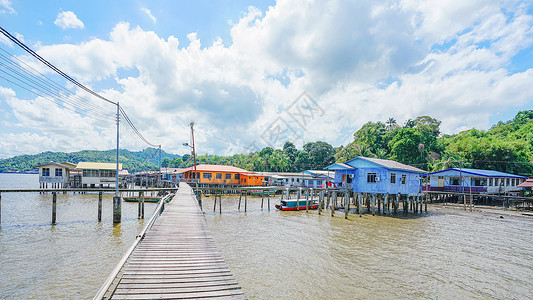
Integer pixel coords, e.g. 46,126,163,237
2,110,531,176
0,148,176,173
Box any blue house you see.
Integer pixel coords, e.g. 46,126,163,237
422,168,527,194
324,157,425,195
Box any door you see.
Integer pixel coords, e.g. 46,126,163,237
438,176,444,187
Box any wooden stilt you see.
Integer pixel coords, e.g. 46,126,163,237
267,193,270,211
219,192,222,214
245,192,247,212
331,191,336,216
371,193,376,216
238,192,242,210
318,190,323,215
52,192,57,225
384,193,388,215
98,191,103,222
306,189,309,213
377,194,381,215
213,193,217,212
141,191,145,219
261,192,264,211
358,193,362,217
345,191,349,219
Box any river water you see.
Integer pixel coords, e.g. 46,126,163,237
1,174,532,299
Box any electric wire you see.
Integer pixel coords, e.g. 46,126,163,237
0,26,159,150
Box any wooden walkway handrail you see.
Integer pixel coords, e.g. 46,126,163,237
93,193,173,300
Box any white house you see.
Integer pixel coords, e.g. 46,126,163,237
34,162,75,188
77,162,123,188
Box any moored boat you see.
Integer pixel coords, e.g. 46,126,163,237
275,199,318,211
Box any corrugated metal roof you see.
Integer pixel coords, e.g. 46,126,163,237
33,161,76,169
324,163,354,170
517,178,533,187
179,164,250,173
351,157,426,173
76,162,123,170
426,168,527,178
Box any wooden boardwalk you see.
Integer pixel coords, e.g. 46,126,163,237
106,184,245,299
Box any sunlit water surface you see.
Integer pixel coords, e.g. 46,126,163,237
1,174,532,299
0,173,157,299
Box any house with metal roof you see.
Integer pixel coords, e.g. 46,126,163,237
324,157,425,194
178,164,265,186
33,161,76,188
422,168,527,194
76,162,123,188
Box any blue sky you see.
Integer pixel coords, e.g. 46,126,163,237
0,0,532,158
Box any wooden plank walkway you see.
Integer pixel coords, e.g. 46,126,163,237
108,184,246,299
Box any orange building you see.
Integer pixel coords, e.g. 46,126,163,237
178,164,265,186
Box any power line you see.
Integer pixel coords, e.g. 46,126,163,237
0,26,160,150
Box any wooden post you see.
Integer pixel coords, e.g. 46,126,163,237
331,191,336,216
345,191,349,219
267,192,270,211
0,192,2,226
238,192,242,210
306,189,309,212
52,192,57,225
358,193,362,217
141,191,145,219
296,189,300,211
261,192,264,211
371,193,375,216
377,194,381,215
113,195,121,223
213,192,217,212
326,191,331,209
318,190,323,215
98,191,103,222
394,193,398,214
219,192,222,214
245,192,247,212
463,194,467,211
384,193,388,215
425,194,427,212
366,193,370,212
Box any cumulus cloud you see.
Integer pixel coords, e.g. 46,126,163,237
1,0,532,158
141,7,157,23
0,0,15,14
54,11,85,30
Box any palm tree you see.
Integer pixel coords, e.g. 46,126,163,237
386,117,397,130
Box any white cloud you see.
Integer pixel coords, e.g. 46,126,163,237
141,7,157,23
1,0,532,158
54,11,85,30
0,0,15,14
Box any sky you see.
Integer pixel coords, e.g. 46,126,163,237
0,0,532,159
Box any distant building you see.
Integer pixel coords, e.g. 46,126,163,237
34,161,76,188
303,170,335,188
325,157,425,195
422,168,527,194
261,172,314,187
77,162,123,188
178,164,265,186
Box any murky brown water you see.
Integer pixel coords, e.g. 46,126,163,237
1,175,532,299
203,194,533,299
0,174,157,299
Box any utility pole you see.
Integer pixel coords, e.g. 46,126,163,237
114,102,121,223
190,122,198,193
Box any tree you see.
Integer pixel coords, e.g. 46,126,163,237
388,128,424,164
303,141,335,169
386,117,397,130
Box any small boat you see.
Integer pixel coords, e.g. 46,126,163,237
250,190,276,195
275,199,319,211
123,196,162,203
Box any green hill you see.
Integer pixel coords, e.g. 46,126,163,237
0,148,180,173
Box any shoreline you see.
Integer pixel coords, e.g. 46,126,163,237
428,203,533,219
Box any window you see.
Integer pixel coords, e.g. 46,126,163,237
401,174,407,185
450,177,460,186
367,173,377,183
390,173,396,184
489,178,493,186
55,168,62,177
42,167,50,176
506,178,510,186
225,173,231,180
216,173,222,179
203,173,212,179
235,174,240,180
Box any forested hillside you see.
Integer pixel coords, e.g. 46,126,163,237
0,148,178,173
2,110,531,176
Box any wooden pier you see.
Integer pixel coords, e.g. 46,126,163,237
96,183,245,299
